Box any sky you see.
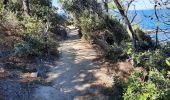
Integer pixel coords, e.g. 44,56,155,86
52,0,64,14
52,0,61,9
52,0,154,10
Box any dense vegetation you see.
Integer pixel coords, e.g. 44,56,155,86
0,0,170,100
59,0,170,99
0,0,66,60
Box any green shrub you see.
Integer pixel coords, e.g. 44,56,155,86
106,46,123,60
20,16,44,34
133,26,154,50
134,49,169,70
12,16,59,58
14,34,58,57
122,42,133,57
78,10,106,34
106,42,132,61
0,7,20,35
0,0,61,59
166,57,170,67
123,68,170,100
162,42,170,57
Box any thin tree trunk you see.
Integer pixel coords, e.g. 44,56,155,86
3,0,9,5
26,0,30,15
104,1,109,23
155,26,159,47
113,0,136,65
22,0,30,16
113,0,136,45
3,0,9,9
154,2,159,48
44,21,50,57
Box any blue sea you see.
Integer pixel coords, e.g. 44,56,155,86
128,9,169,30
111,9,170,41
128,9,170,41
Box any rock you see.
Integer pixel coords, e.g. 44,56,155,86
22,72,38,78
0,68,5,73
30,72,38,78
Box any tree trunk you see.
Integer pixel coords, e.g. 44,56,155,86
104,1,109,23
113,0,136,65
3,0,9,5
3,0,9,9
154,3,159,48
113,0,136,48
155,26,159,48
22,0,30,16
44,21,50,57
26,0,30,15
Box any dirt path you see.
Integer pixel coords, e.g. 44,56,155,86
33,29,113,100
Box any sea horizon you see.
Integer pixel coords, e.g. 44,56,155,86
110,9,170,41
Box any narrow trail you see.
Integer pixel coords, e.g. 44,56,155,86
33,29,113,100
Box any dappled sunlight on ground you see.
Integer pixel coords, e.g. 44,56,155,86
33,29,113,100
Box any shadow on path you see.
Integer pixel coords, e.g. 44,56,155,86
33,29,113,100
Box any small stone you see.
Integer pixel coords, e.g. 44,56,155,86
30,72,38,78
22,72,38,78
0,68,5,73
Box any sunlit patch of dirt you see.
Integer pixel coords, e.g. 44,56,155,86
18,77,48,85
0,69,11,79
74,90,109,100
100,61,133,80
32,29,113,100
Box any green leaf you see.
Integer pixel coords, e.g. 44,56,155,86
166,58,170,67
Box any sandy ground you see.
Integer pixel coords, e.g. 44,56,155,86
33,29,113,100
